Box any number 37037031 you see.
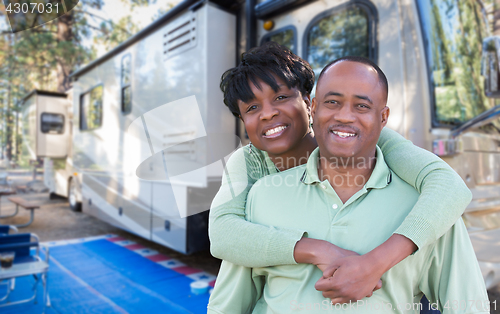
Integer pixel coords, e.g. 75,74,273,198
5,2,59,14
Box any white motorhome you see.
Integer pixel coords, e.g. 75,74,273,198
39,0,500,287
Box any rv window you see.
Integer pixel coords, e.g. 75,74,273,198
418,0,499,126
482,38,500,97
305,3,374,84
41,113,64,134
261,26,297,53
121,54,132,114
122,86,132,113
80,85,103,131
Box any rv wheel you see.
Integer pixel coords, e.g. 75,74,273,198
69,179,82,212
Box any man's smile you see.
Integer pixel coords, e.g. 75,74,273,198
332,130,356,138
328,126,359,142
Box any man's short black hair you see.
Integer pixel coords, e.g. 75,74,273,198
220,42,315,117
317,56,388,100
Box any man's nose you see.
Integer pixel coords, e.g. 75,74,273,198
260,102,279,120
334,104,355,123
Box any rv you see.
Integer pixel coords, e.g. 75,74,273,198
38,0,500,287
19,90,71,167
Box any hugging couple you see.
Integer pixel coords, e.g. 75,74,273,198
207,42,488,314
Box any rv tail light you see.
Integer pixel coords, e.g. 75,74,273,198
263,20,274,31
432,139,463,156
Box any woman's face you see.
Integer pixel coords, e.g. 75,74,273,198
237,76,311,158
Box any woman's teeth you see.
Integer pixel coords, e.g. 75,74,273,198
265,126,287,136
332,131,356,138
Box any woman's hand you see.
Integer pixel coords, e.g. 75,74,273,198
293,237,381,300
314,254,384,303
293,237,357,270
314,246,359,272
314,234,416,303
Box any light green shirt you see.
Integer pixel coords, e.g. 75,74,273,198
208,128,473,267
208,147,488,314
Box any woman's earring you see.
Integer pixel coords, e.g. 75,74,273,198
248,142,253,154
309,115,313,133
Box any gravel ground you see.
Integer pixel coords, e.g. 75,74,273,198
1,171,499,312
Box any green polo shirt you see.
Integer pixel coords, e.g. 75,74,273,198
208,147,488,314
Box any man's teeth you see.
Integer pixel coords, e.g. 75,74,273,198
332,131,356,138
265,126,287,136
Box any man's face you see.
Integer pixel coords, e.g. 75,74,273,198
311,61,389,161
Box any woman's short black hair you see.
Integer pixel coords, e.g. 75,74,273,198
220,41,315,117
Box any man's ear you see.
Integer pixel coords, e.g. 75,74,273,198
311,97,318,120
381,106,390,127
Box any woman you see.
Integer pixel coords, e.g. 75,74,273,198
208,42,469,311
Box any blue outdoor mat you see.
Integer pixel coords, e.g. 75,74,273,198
0,236,213,314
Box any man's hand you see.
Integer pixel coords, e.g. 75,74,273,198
314,254,384,303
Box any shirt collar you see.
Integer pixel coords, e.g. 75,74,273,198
301,146,391,189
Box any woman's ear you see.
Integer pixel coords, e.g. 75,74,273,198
303,94,312,120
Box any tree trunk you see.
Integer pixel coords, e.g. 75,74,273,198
5,34,13,162
56,11,74,93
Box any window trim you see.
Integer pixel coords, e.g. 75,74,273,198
260,25,298,54
121,53,132,115
302,0,378,66
40,112,65,134
79,83,104,131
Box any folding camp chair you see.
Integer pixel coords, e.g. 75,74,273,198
0,225,20,297
0,225,18,235
0,233,49,309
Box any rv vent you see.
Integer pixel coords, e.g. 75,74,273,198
163,130,197,160
163,12,197,60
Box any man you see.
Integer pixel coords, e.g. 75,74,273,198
209,57,489,313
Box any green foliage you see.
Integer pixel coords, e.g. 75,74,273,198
427,0,496,124
93,15,139,50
